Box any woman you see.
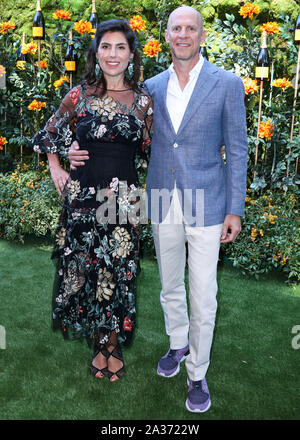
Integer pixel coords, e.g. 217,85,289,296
30,19,153,382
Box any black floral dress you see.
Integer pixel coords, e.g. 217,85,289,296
30,83,153,346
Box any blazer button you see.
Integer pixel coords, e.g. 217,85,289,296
173,143,178,148
170,168,174,173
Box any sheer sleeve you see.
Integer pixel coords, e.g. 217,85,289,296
29,86,80,159
135,92,153,166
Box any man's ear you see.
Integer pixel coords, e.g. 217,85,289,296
200,29,207,45
165,28,169,44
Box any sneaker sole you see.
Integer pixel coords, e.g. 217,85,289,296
157,354,188,378
185,398,211,413
185,378,211,413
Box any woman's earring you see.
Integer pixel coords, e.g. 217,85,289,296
95,60,103,80
125,57,134,81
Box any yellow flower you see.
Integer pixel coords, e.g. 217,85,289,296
53,10,71,20
22,42,38,55
243,77,259,95
74,19,93,35
129,15,146,33
268,213,277,224
259,229,264,237
143,40,162,57
251,227,258,241
239,3,260,20
0,136,8,151
259,120,274,140
260,22,280,35
272,77,292,90
0,21,15,35
16,60,26,70
54,76,70,89
28,100,46,111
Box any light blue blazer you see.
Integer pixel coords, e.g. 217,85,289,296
144,59,248,227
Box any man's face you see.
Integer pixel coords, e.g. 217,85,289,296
165,8,205,62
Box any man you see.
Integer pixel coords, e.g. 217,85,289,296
69,6,248,413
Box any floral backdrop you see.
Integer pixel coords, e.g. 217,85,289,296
0,0,299,281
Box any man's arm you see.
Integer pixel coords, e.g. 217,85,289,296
68,141,89,170
221,74,248,243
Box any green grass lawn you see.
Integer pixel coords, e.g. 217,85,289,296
0,237,299,420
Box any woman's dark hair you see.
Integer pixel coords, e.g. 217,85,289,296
82,19,141,94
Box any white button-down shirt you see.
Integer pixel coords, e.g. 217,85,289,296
162,56,204,225
166,55,204,134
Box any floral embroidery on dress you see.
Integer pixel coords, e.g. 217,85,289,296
89,96,118,120
29,84,153,345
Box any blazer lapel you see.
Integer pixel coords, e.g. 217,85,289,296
156,70,176,137
177,60,219,136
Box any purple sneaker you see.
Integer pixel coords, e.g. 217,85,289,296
157,346,189,378
186,377,211,413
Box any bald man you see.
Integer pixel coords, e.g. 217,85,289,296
143,6,248,413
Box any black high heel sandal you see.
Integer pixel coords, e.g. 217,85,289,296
91,344,109,378
107,344,125,382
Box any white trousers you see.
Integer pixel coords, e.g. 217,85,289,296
152,187,223,381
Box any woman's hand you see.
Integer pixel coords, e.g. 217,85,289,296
46,153,69,195
50,164,70,196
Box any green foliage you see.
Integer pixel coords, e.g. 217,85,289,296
224,190,299,281
0,163,61,241
206,11,299,192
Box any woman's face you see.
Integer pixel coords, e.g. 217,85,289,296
96,31,133,79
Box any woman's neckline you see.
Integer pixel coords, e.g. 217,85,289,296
106,88,132,92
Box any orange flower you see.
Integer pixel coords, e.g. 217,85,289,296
0,136,8,150
239,3,260,20
243,77,259,95
143,40,162,57
0,65,6,77
53,10,71,20
129,15,146,33
74,19,93,35
0,21,15,35
28,100,46,111
22,42,38,55
36,59,48,69
272,77,292,90
54,76,70,89
259,120,274,140
260,22,280,35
